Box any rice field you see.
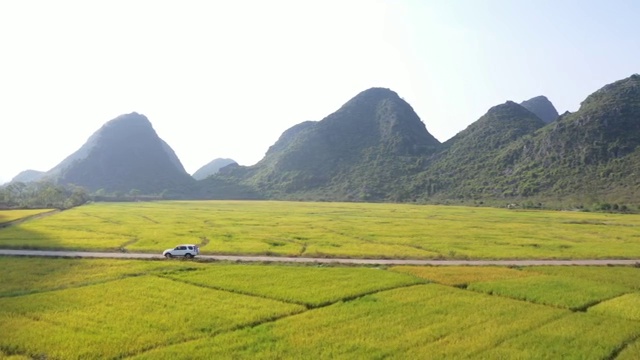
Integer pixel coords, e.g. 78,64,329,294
1,257,640,359
162,264,423,307
0,209,54,224
0,256,203,297
130,284,640,360
0,275,305,359
467,275,630,310
0,350,30,360
617,338,640,360
1,200,640,259
523,265,640,289
389,265,536,286
479,312,640,359
589,293,640,321
130,284,568,360
2,201,640,358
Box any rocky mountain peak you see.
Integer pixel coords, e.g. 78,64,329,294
520,95,559,123
42,112,193,193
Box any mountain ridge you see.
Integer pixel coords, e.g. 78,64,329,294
224,87,440,200
6,74,640,208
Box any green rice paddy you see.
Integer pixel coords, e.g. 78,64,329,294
0,257,639,359
2,200,640,259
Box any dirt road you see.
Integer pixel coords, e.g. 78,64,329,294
1,249,639,266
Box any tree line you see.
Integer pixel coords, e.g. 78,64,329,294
0,181,89,209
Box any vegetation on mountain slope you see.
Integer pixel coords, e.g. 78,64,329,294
491,74,640,204
411,101,546,200
215,88,441,201
6,75,640,207
393,74,640,208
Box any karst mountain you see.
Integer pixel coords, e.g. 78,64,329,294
7,74,640,206
24,113,195,194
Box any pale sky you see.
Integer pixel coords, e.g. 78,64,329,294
1,0,639,184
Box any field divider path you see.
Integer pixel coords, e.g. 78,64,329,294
1,249,640,266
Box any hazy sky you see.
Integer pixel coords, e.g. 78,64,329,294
1,0,639,184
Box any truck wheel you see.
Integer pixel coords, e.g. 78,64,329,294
185,253,194,259
165,253,172,258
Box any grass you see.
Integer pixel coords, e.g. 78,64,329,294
2,200,640,259
0,209,54,224
467,275,629,310
162,264,423,307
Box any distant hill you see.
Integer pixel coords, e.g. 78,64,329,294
41,112,195,194
11,170,45,183
414,74,640,204
216,87,441,201
520,96,559,123
492,74,640,203
213,75,640,206
192,158,237,180
414,101,546,199
9,74,640,208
